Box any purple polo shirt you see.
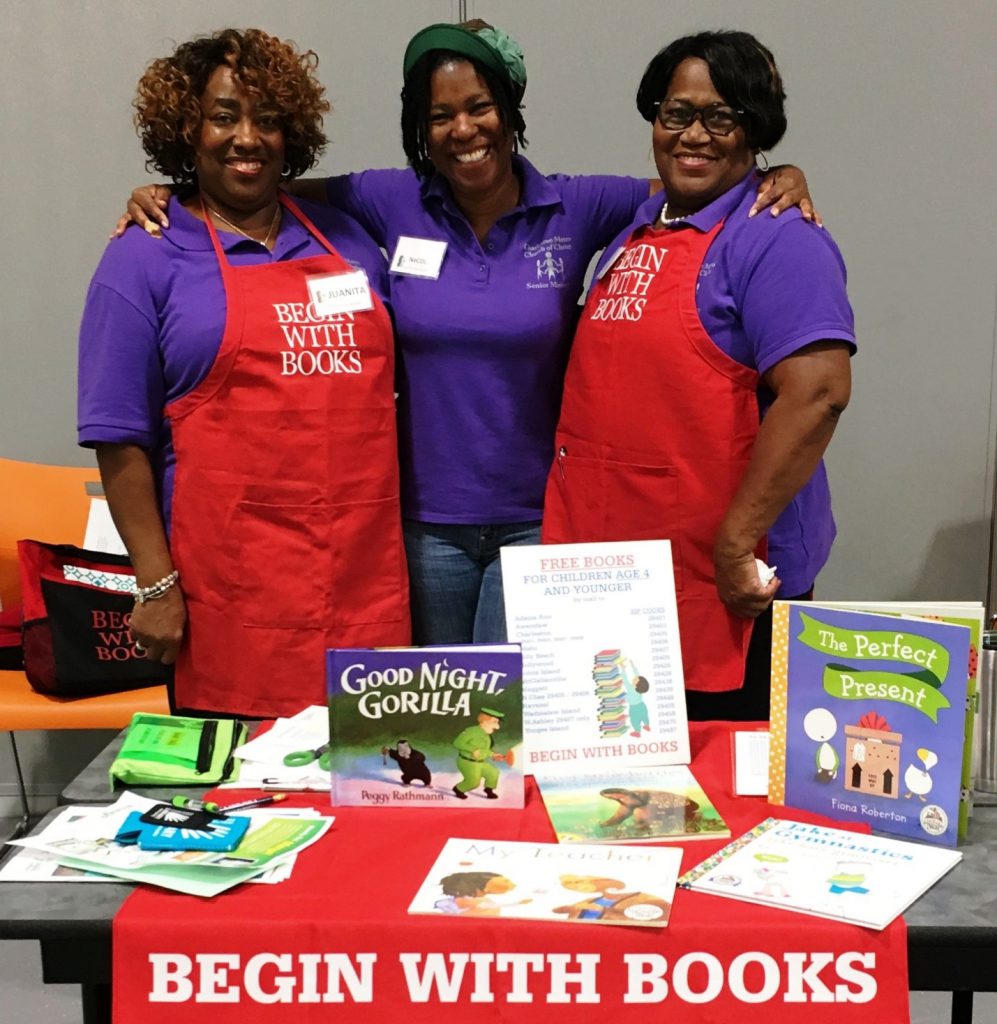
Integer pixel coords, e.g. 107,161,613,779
77,196,390,532
326,157,647,522
591,171,856,595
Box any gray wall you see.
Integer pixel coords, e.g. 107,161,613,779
2,0,995,600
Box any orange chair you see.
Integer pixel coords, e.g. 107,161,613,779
0,457,168,836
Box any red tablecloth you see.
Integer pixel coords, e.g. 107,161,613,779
113,722,909,1023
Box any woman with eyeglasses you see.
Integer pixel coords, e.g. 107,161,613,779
120,22,818,650
542,31,855,721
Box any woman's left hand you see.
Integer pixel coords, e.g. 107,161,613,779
714,548,780,619
749,165,823,226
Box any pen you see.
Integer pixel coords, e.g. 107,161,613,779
171,795,221,813
214,793,289,814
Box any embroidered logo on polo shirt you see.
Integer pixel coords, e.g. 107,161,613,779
535,250,565,284
523,236,572,290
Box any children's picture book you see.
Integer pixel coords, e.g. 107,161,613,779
536,764,729,843
409,836,683,928
501,540,689,772
768,601,981,846
808,601,984,841
326,645,524,808
679,817,962,930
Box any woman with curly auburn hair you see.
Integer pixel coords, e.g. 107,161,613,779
78,28,409,718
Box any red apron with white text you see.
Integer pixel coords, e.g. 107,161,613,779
543,220,761,693
166,194,409,717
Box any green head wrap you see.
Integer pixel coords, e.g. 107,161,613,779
402,23,527,100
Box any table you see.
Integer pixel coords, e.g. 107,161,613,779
3,730,996,1024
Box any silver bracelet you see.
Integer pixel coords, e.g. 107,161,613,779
134,570,180,604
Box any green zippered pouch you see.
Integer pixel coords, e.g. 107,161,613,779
109,712,245,788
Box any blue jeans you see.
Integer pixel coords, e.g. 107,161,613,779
403,520,542,644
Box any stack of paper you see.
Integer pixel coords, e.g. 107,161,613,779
2,792,332,896
222,705,331,791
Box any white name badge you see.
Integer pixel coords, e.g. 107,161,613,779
306,269,373,316
389,236,448,279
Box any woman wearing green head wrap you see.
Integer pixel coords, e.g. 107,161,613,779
120,19,816,648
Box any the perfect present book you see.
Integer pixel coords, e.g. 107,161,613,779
808,600,984,841
409,836,682,928
326,645,524,808
536,764,729,844
501,540,689,770
768,601,981,846
679,817,962,930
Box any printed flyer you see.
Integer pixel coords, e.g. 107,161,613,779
501,540,689,771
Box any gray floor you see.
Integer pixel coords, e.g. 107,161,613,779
1,815,995,1023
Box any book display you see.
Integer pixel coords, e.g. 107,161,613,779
680,817,962,930
327,645,525,808
409,836,683,928
768,601,982,846
6,566,979,1024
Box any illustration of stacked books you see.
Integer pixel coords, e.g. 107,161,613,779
593,649,629,738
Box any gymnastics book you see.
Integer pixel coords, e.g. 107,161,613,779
679,817,962,930
768,601,981,846
408,836,682,928
326,645,524,808
501,540,690,772
536,764,729,844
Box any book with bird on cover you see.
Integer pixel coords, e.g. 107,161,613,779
768,601,979,847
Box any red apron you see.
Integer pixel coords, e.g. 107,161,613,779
542,219,762,693
165,194,409,717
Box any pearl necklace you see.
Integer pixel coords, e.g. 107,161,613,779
658,205,686,226
204,202,280,249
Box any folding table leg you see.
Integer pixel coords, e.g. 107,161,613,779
6,732,31,839
81,982,112,1024
951,990,974,1024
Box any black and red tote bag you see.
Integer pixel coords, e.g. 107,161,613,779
17,539,171,696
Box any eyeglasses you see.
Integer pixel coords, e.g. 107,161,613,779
655,101,744,137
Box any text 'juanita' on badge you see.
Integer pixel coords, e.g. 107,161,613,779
306,269,373,317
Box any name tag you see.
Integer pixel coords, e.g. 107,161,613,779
595,246,626,280
390,236,448,279
306,269,373,316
